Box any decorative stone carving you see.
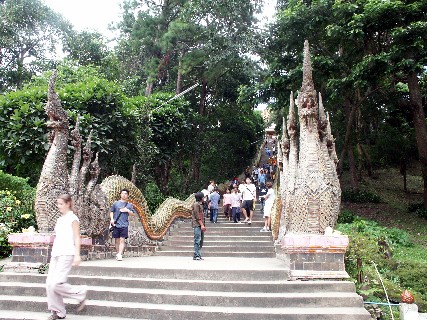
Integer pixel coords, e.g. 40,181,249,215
34,71,108,236
278,40,341,236
34,71,194,247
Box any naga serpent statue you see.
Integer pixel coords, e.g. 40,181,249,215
274,40,341,240
35,70,108,236
35,72,194,246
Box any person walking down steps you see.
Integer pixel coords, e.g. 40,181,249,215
110,188,137,261
241,177,256,225
231,184,242,223
259,181,275,232
45,194,87,320
222,188,232,221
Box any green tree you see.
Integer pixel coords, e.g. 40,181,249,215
260,0,427,206
0,0,72,91
0,64,151,184
62,30,120,81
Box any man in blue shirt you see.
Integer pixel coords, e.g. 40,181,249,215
208,187,221,223
109,188,137,261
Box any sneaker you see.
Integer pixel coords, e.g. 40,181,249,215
194,257,201,261
260,227,267,232
248,220,252,225
47,313,65,320
76,298,86,312
116,253,123,261
76,286,88,311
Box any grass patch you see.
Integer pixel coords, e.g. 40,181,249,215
337,216,427,313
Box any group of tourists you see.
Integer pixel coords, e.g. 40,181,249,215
46,169,275,318
192,174,276,260
245,163,277,186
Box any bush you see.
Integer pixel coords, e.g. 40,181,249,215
342,188,381,203
408,203,424,212
0,190,36,233
337,217,426,312
0,171,36,230
0,222,13,258
0,170,34,192
415,208,427,219
144,182,166,215
337,209,356,224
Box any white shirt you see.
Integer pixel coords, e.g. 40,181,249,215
200,189,209,202
238,184,245,193
207,184,215,194
51,211,79,257
265,188,275,207
242,183,256,201
230,192,242,207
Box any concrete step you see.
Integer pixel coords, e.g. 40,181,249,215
157,245,275,252
0,273,358,293
68,264,289,281
156,250,277,258
0,295,371,320
163,240,273,247
0,282,365,308
171,230,268,236
167,234,273,240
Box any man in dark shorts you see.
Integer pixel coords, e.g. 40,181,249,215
241,177,257,224
109,188,137,261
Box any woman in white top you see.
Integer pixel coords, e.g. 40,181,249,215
260,181,275,232
230,185,242,223
46,194,87,320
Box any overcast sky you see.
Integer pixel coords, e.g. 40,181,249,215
43,0,276,38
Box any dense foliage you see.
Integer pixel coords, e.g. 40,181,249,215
0,170,36,258
253,0,427,207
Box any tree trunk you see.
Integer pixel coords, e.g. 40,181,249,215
176,53,183,94
131,164,137,185
337,98,358,176
187,79,208,186
400,160,407,192
145,78,154,96
155,161,171,194
360,144,373,177
348,145,358,189
199,79,208,116
407,72,427,208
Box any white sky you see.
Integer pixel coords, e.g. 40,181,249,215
43,0,122,38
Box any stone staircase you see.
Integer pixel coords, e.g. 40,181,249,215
157,209,276,258
0,204,370,320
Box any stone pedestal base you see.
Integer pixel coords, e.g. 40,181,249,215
280,233,349,280
6,232,157,273
400,303,419,320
